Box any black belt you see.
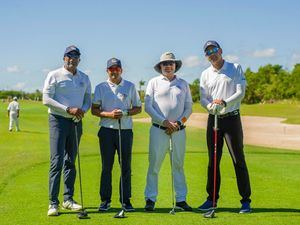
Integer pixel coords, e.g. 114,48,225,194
152,123,186,130
217,109,240,119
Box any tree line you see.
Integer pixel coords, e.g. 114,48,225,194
189,64,300,104
1,64,299,104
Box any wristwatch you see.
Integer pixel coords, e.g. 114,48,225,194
176,121,182,126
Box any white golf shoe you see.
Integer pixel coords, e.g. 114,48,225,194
62,200,82,211
47,204,59,216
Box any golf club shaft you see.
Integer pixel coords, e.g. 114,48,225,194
75,123,84,210
118,119,124,208
169,136,175,211
213,115,218,208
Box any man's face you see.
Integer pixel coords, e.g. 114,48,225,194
63,51,80,70
107,66,122,80
160,61,176,75
205,46,222,64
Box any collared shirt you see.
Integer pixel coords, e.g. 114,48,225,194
145,75,193,125
200,61,246,114
42,66,92,118
93,79,142,130
7,101,19,114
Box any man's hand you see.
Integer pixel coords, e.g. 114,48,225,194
67,107,85,120
110,109,123,119
163,120,179,135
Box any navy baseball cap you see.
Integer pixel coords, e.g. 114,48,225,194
107,58,122,69
64,45,81,56
203,40,220,52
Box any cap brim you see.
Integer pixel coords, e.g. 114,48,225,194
154,60,182,74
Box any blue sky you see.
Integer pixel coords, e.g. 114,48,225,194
1,0,300,92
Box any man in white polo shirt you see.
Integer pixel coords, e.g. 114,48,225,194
198,40,251,214
91,58,141,212
144,52,193,211
7,96,20,131
43,45,91,216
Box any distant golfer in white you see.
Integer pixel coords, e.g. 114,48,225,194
144,52,193,211
7,96,20,131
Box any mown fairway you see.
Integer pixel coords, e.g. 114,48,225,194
0,101,299,225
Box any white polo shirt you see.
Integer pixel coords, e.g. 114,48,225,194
43,67,92,118
93,79,142,130
145,75,193,125
200,61,246,114
7,101,19,114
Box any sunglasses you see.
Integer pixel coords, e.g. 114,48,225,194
205,47,219,56
65,53,80,59
161,61,175,66
108,67,121,72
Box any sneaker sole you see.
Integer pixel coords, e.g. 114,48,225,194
62,206,82,211
175,206,192,211
47,211,59,216
197,207,216,212
98,207,111,212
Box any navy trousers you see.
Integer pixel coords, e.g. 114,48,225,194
98,127,133,203
48,114,82,205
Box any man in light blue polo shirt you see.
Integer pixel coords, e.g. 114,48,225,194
91,58,142,212
43,45,91,216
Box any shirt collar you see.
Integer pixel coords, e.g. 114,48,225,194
159,74,177,81
211,60,228,73
62,66,80,76
107,78,124,87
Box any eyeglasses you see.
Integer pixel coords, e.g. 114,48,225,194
205,47,219,56
161,61,175,66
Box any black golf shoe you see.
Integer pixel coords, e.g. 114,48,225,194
98,200,111,211
144,199,155,211
175,201,192,211
122,200,135,212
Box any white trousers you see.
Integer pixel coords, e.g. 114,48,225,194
144,126,187,202
9,113,19,131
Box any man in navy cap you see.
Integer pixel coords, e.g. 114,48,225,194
198,40,251,214
91,58,142,212
43,45,91,216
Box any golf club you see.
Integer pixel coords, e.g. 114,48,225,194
203,114,218,219
114,119,126,219
74,122,89,219
169,135,176,215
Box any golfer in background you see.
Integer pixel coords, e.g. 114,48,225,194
144,52,193,211
91,58,141,212
198,40,251,213
7,96,20,131
43,45,91,216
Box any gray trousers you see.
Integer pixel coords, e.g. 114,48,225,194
98,127,133,203
48,114,82,205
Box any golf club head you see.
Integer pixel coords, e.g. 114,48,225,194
77,209,89,219
114,209,126,218
203,209,215,218
169,209,175,215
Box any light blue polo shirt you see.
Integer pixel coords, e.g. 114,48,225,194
93,79,142,129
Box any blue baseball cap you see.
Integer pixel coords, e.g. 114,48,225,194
64,45,81,56
203,40,220,52
107,58,122,69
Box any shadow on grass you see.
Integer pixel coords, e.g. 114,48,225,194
79,206,300,214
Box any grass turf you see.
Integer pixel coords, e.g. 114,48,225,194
0,100,299,225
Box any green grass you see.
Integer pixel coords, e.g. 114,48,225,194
0,101,299,225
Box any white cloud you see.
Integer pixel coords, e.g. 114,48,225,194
224,54,239,63
183,56,201,68
83,69,92,74
252,48,276,58
42,68,50,74
12,82,26,90
291,53,300,63
6,65,21,73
